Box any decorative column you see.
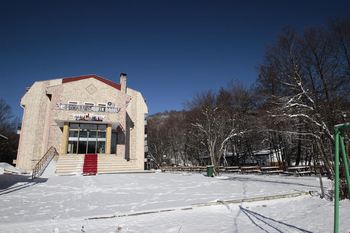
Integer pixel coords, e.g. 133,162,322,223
61,122,69,154
105,124,112,154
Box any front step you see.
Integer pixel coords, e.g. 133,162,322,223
97,155,141,173
56,154,142,174
83,154,98,175
56,154,84,174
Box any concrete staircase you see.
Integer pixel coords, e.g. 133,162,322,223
56,154,84,174
98,154,141,173
56,154,141,174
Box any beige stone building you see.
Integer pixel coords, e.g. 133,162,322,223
16,74,148,174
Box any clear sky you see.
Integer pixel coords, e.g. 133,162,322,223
1,0,348,120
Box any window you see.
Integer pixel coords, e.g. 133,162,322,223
111,132,117,154
84,102,94,106
68,101,79,111
68,123,107,154
46,94,52,101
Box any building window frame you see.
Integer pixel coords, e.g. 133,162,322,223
67,123,107,154
84,102,95,106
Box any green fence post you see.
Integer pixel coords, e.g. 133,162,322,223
339,135,350,197
333,123,350,233
334,130,340,233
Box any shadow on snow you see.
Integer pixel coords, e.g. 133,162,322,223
239,206,312,233
0,174,48,196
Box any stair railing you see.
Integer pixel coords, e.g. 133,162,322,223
32,147,58,179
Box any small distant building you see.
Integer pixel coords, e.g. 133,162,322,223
16,74,148,173
253,149,282,166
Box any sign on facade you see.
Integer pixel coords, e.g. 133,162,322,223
73,113,105,122
59,103,121,113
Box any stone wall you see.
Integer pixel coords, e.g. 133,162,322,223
126,88,148,169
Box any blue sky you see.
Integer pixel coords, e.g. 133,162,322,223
1,0,348,119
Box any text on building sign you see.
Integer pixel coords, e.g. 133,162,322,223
74,113,105,122
59,103,121,113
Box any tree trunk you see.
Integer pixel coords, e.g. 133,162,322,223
316,140,334,178
296,139,302,165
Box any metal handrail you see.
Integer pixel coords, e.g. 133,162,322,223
32,147,58,179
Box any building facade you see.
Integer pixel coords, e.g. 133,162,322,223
16,74,148,172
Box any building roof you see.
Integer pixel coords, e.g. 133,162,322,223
62,74,121,90
253,149,272,156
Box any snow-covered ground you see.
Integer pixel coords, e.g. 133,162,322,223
0,171,349,232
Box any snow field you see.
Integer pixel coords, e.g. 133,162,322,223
0,172,349,232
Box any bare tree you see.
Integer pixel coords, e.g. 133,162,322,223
256,23,350,180
329,12,350,78
185,87,250,175
147,110,198,167
0,99,20,164
147,113,171,167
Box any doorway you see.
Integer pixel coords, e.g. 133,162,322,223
68,123,106,154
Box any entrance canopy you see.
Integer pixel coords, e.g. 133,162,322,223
54,119,120,129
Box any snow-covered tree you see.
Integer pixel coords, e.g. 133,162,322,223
256,22,350,180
